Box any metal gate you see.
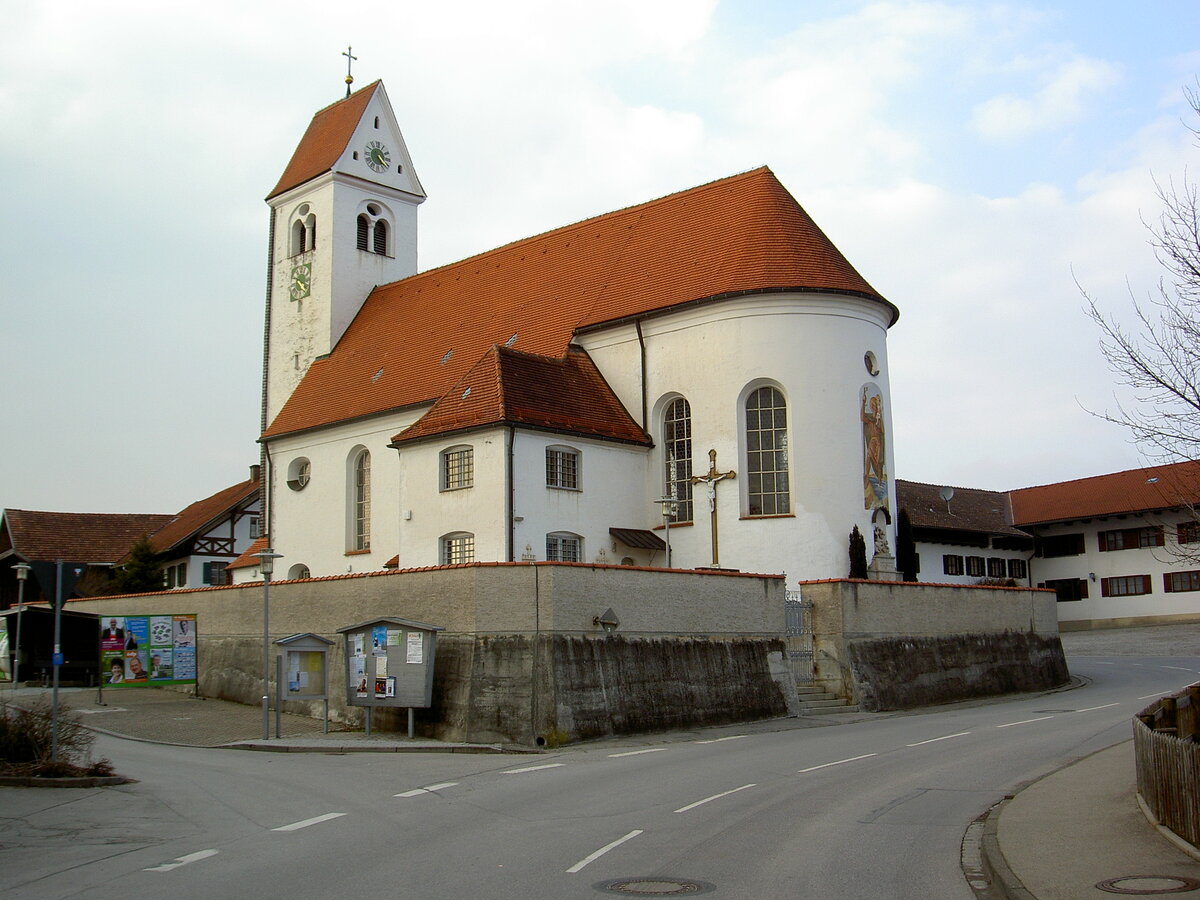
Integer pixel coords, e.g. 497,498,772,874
784,591,813,683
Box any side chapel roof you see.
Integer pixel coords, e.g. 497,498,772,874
264,166,893,440
392,345,650,446
1009,460,1200,526
267,81,382,200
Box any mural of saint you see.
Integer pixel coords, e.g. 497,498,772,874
861,383,888,510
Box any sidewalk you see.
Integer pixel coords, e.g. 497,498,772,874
984,740,1200,899
5,686,516,753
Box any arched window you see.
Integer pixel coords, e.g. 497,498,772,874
546,445,580,490
745,385,790,516
351,448,371,550
441,532,474,565
356,203,391,256
287,564,311,580
290,219,305,256
441,445,473,490
663,397,693,522
289,205,316,255
546,532,582,562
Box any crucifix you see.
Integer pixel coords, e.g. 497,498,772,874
342,46,358,97
691,448,736,567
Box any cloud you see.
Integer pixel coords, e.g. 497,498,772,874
972,55,1122,139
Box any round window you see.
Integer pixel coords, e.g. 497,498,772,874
287,457,311,491
864,351,880,376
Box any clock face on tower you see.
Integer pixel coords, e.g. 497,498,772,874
365,140,391,173
289,263,312,300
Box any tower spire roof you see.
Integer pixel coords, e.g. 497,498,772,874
266,80,382,200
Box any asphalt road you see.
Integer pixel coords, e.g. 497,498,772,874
3,636,1197,899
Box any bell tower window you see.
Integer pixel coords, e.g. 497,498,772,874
289,204,317,256
285,205,314,256
356,202,392,257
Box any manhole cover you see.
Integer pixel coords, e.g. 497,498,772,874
595,877,715,895
1096,875,1200,894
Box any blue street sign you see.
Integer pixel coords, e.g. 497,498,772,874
51,652,64,666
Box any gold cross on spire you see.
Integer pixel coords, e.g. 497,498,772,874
342,46,358,97
690,448,736,568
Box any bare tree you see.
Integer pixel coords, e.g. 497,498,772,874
1084,82,1200,463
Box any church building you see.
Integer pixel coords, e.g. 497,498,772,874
246,81,900,585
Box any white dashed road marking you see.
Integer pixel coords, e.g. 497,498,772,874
566,830,643,873
144,849,218,872
395,781,459,797
501,763,565,775
608,748,666,758
674,783,756,813
907,732,971,747
798,753,877,773
272,813,346,832
996,716,1054,728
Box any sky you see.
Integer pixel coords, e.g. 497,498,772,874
2,0,1199,514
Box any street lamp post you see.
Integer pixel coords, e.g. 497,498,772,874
654,497,678,568
254,549,283,740
11,563,30,689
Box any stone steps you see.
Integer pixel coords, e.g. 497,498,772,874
795,685,859,715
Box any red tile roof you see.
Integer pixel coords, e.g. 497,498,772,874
263,166,892,439
391,345,650,446
1,509,173,564
1010,460,1200,526
146,476,260,556
267,81,381,200
226,536,268,571
897,480,1027,538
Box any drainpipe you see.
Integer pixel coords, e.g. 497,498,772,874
507,425,516,562
259,207,277,544
634,319,648,430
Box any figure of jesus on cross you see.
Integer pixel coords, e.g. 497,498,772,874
691,448,735,568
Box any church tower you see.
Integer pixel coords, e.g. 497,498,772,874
262,81,425,427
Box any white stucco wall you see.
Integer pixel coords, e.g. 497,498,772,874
1026,514,1200,624
578,292,896,581
263,409,423,579
912,539,1033,587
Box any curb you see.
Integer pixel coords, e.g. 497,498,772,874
980,794,1036,900
226,742,530,754
0,774,136,789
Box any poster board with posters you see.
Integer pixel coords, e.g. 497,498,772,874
336,617,442,708
99,614,197,687
275,633,332,701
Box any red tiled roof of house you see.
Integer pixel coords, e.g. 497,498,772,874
267,81,381,200
897,480,1028,538
1010,460,1200,526
146,476,260,556
392,345,650,446
227,536,268,571
263,166,892,439
1,509,174,564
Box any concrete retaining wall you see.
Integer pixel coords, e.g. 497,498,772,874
801,579,1069,711
68,562,793,744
